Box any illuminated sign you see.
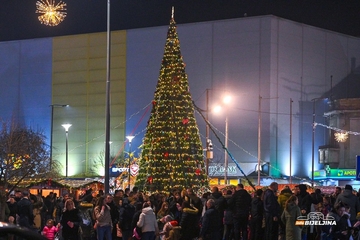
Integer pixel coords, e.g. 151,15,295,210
208,165,238,176
314,168,356,180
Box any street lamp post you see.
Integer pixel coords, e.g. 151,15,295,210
311,97,327,187
311,99,316,187
62,123,72,178
104,0,111,195
126,136,135,189
205,89,210,175
224,115,228,184
214,94,231,185
50,104,68,171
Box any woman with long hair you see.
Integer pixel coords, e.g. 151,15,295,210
60,199,81,240
157,202,173,231
281,195,301,240
93,196,112,240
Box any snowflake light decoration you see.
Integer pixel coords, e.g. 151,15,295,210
334,131,348,142
36,0,67,26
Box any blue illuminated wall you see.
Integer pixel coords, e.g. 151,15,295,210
0,38,52,141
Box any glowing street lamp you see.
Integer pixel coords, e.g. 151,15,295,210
62,123,71,178
213,94,232,184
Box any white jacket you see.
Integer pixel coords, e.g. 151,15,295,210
137,207,159,233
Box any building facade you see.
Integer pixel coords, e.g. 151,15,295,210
1,15,359,183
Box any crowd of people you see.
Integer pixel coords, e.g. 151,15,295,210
3,182,360,240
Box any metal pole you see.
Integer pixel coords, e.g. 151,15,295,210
65,130,69,178
206,89,210,175
62,123,71,178
50,105,54,171
128,141,132,189
290,98,293,184
257,96,261,186
50,104,68,171
224,116,228,184
312,99,316,187
104,0,111,194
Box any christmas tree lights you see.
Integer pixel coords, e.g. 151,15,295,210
136,12,208,193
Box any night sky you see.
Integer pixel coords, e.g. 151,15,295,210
1,0,360,42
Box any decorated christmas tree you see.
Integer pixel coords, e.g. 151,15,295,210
136,10,208,193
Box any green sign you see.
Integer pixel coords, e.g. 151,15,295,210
314,168,356,180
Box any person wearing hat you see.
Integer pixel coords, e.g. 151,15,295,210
335,185,360,225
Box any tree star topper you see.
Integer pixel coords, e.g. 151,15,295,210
36,0,67,26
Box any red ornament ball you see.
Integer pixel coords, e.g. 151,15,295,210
147,176,153,184
195,169,201,175
182,118,189,124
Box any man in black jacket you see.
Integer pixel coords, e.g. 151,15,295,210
199,199,222,240
208,186,227,237
263,182,280,240
249,189,263,240
17,191,34,229
228,184,251,240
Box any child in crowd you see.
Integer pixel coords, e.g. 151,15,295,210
42,219,60,240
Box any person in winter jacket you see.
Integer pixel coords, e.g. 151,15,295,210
179,201,199,240
137,202,159,240
42,219,60,240
277,186,292,240
60,199,81,240
249,189,264,240
93,196,113,240
131,202,144,240
199,199,222,240
17,191,35,229
294,184,312,215
228,183,252,240
208,186,227,237
281,195,301,240
278,186,293,214
331,202,352,240
168,191,183,223
263,182,280,240
223,190,234,240
335,184,360,225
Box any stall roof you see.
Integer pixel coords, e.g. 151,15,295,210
8,178,104,189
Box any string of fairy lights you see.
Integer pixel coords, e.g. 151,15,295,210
51,98,360,184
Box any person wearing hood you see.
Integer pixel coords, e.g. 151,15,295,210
137,202,159,240
294,184,312,215
335,184,360,225
278,186,293,240
281,195,301,240
179,200,200,240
